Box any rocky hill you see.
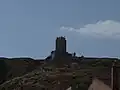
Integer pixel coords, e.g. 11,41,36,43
0,57,46,84
0,57,119,90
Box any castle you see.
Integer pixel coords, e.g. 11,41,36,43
46,36,75,60
46,36,118,62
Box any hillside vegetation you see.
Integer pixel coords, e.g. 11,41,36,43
0,57,119,90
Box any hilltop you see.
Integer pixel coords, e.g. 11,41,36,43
0,36,119,90
0,57,120,90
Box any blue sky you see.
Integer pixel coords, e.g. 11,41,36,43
0,0,120,59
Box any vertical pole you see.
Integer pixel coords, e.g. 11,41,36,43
72,72,76,90
111,60,119,90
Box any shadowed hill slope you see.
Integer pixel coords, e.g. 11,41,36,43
0,59,8,84
0,57,46,84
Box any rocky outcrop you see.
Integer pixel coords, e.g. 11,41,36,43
88,78,112,90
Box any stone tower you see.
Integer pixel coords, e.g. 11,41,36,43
55,36,67,56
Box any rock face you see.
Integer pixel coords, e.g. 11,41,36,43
66,86,71,90
0,70,45,90
0,69,72,90
88,78,112,90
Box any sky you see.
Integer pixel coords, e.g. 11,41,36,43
0,0,120,59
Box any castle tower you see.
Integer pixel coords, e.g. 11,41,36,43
55,36,67,56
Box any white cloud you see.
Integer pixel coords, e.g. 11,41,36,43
60,20,120,39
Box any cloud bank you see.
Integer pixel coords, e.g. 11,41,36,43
60,20,120,39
